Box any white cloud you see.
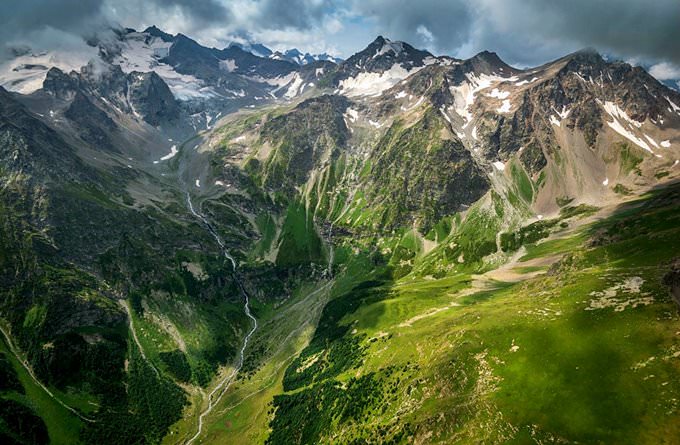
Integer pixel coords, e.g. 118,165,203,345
416,25,434,43
649,62,680,81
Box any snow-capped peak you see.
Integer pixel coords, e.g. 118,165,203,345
269,48,343,66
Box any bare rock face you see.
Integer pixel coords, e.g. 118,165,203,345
258,94,351,191
42,67,79,101
127,71,180,126
65,91,118,152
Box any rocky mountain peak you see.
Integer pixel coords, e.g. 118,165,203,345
42,67,79,100
142,25,174,42
463,50,519,76
331,35,435,93
127,71,180,126
227,41,273,58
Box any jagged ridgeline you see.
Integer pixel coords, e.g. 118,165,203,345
0,25,679,445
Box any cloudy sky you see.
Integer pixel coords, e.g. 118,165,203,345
1,0,679,81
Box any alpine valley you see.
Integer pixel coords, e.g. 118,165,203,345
1,24,680,445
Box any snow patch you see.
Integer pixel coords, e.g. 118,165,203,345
159,145,178,161
493,161,505,171
554,106,571,120
423,56,439,66
375,40,404,57
345,107,359,122
665,96,680,113
603,102,642,128
220,59,237,72
449,73,505,127
488,88,510,99
644,135,660,149
195,179,201,188
112,33,218,100
225,88,246,97
515,76,539,86
549,106,570,127
660,140,671,148
602,101,652,152
439,107,452,124
283,73,305,99
497,99,511,113
339,63,422,97
0,48,96,94
602,177,609,186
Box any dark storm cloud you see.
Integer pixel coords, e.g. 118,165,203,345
248,0,338,29
0,0,106,35
0,0,230,43
161,0,231,24
353,0,680,66
352,0,473,54
476,0,680,65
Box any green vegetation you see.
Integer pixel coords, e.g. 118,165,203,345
159,350,192,383
262,181,680,444
559,203,599,219
0,354,22,393
360,109,488,231
0,399,49,445
613,183,633,195
282,279,390,391
269,368,415,444
0,337,83,445
256,95,349,191
556,195,574,207
500,218,559,252
82,346,186,445
618,142,643,175
510,161,534,203
251,213,279,259
276,200,325,267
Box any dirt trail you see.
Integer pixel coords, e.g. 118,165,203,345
119,300,160,377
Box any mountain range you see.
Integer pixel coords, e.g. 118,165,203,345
0,24,679,445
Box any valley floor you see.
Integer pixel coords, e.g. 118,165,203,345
178,181,680,444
